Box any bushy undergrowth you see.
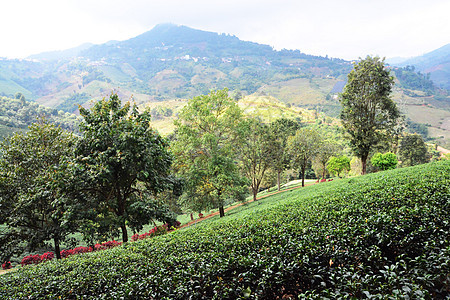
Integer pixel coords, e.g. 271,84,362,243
0,161,449,299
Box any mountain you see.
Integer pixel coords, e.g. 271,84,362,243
0,23,352,111
0,24,449,146
28,43,95,61
391,43,450,90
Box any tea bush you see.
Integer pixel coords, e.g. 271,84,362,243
0,161,449,299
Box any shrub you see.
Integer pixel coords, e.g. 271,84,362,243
20,254,41,266
40,252,54,261
1,261,12,270
60,249,74,259
72,246,93,254
1,161,448,299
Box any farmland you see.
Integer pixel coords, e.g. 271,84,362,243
1,160,449,299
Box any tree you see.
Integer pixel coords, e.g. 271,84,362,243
173,89,247,218
75,93,174,243
313,139,339,180
238,118,275,201
269,118,299,191
398,133,430,166
340,56,401,175
287,127,321,187
0,121,77,259
371,152,398,171
326,155,351,178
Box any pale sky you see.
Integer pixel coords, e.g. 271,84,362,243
1,0,449,60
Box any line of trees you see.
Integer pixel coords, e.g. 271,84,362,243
0,94,177,262
0,56,438,263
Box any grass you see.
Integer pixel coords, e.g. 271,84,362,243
1,161,448,299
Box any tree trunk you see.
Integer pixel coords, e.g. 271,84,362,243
277,170,281,191
253,187,258,201
121,223,128,243
301,166,306,187
219,205,225,218
54,236,61,259
361,155,368,175
190,213,194,221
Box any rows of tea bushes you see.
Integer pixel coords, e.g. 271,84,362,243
0,161,449,299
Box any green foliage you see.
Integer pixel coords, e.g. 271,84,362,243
393,66,435,92
56,92,91,113
326,155,351,178
287,127,322,186
75,93,174,242
0,96,80,137
398,134,430,167
237,118,275,201
0,121,78,260
1,161,449,299
268,118,300,190
340,56,401,174
313,138,340,179
371,152,398,171
173,89,248,217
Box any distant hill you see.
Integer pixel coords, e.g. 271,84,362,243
389,43,450,90
0,24,449,146
28,43,95,61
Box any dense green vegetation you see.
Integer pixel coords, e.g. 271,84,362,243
1,161,448,299
393,66,435,92
0,94,80,137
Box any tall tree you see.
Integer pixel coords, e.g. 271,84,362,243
173,89,247,217
75,93,174,243
269,118,299,191
287,127,321,187
238,118,275,201
0,121,77,259
340,56,401,174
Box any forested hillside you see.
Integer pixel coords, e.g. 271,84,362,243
0,94,80,138
0,24,449,146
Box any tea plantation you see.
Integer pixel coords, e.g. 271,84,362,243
1,161,449,299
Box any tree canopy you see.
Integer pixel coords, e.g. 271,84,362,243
398,134,430,167
238,118,275,201
340,56,401,174
287,127,321,187
75,93,174,243
0,121,77,260
173,89,247,217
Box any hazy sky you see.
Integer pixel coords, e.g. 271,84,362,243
1,0,449,60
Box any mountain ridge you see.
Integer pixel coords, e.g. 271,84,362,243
0,24,449,146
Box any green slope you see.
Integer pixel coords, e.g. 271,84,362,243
1,161,449,299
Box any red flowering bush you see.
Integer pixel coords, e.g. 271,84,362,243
94,240,122,251
21,254,41,266
131,223,177,242
2,261,12,270
60,249,75,258
320,178,327,182
72,246,93,254
40,252,54,261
